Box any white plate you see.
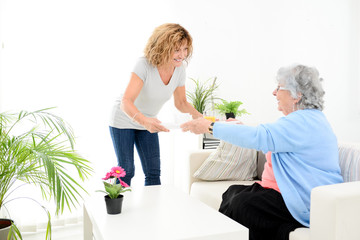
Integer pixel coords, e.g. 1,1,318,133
162,122,181,129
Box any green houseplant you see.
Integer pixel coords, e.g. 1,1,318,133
0,108,93,239
215,99,249,119
186,77,219,114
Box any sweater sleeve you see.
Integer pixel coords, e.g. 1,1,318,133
213,110,320,153
213,122,274,153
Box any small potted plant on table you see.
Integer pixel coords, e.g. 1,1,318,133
97,166,131,214
215,99,249,119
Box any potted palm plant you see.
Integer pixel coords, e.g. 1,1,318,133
186,77,219,114
0,108,93,240
215,99,249,119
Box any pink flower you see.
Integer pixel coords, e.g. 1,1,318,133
102,171,112,180
98,166,131,198
111,166,126,178
119,179,129,188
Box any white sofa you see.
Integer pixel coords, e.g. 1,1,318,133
187,143,360,240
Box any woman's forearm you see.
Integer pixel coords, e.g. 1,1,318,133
120,98,147,126
176,101,202,119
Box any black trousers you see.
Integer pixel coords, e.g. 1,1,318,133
219,183,305,240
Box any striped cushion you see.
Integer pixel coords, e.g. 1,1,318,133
193,141,257,181
338,142,360,182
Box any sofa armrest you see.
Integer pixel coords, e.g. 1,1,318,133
310,181,360,240
187,149,214,193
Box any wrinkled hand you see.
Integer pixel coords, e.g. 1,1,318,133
144,117,169,133
226,118,244,124
180,118,212,134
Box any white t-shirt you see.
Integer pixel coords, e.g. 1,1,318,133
110,57,186,129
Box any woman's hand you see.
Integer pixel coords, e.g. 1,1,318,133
144,117,170,133
180,118,212,134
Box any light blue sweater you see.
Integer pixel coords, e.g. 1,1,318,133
213,109,343,226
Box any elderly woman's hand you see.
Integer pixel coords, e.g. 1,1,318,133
180,118,212,134
226,118,244,124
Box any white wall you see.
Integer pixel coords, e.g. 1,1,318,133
1,0,359,194
182,0,360,142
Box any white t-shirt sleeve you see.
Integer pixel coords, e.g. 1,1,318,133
132,57,148,82
177,65,186,87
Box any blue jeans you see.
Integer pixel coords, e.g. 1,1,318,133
109,126,161,186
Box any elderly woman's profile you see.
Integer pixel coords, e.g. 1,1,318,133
181,64,343,240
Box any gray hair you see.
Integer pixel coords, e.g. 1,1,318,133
276,64,325,111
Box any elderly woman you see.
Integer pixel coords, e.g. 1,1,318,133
181,64,343,240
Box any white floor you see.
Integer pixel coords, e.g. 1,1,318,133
22,222,83,240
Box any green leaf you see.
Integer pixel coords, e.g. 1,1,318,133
186,77,219,114
8,222,23,240
101,181,131,199
214,99,249,117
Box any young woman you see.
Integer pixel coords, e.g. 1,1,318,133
109,23,202,186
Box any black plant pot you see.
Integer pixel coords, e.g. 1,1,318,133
104,194,124,214
0,219,14,240
225,112,235,119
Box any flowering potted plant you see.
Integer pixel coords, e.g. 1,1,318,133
97,166,131,214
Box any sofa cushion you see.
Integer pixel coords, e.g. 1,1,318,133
338,142,360,182
289,227,309,240
190,180,254,210
193,141,257,181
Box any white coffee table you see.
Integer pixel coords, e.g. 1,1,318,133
83,185,248,240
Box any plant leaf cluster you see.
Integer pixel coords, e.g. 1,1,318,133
186,77,219,114
0,108,93,240
97,181,131,199
214,99,249,117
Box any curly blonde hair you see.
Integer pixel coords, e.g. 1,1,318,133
144,23,193,67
